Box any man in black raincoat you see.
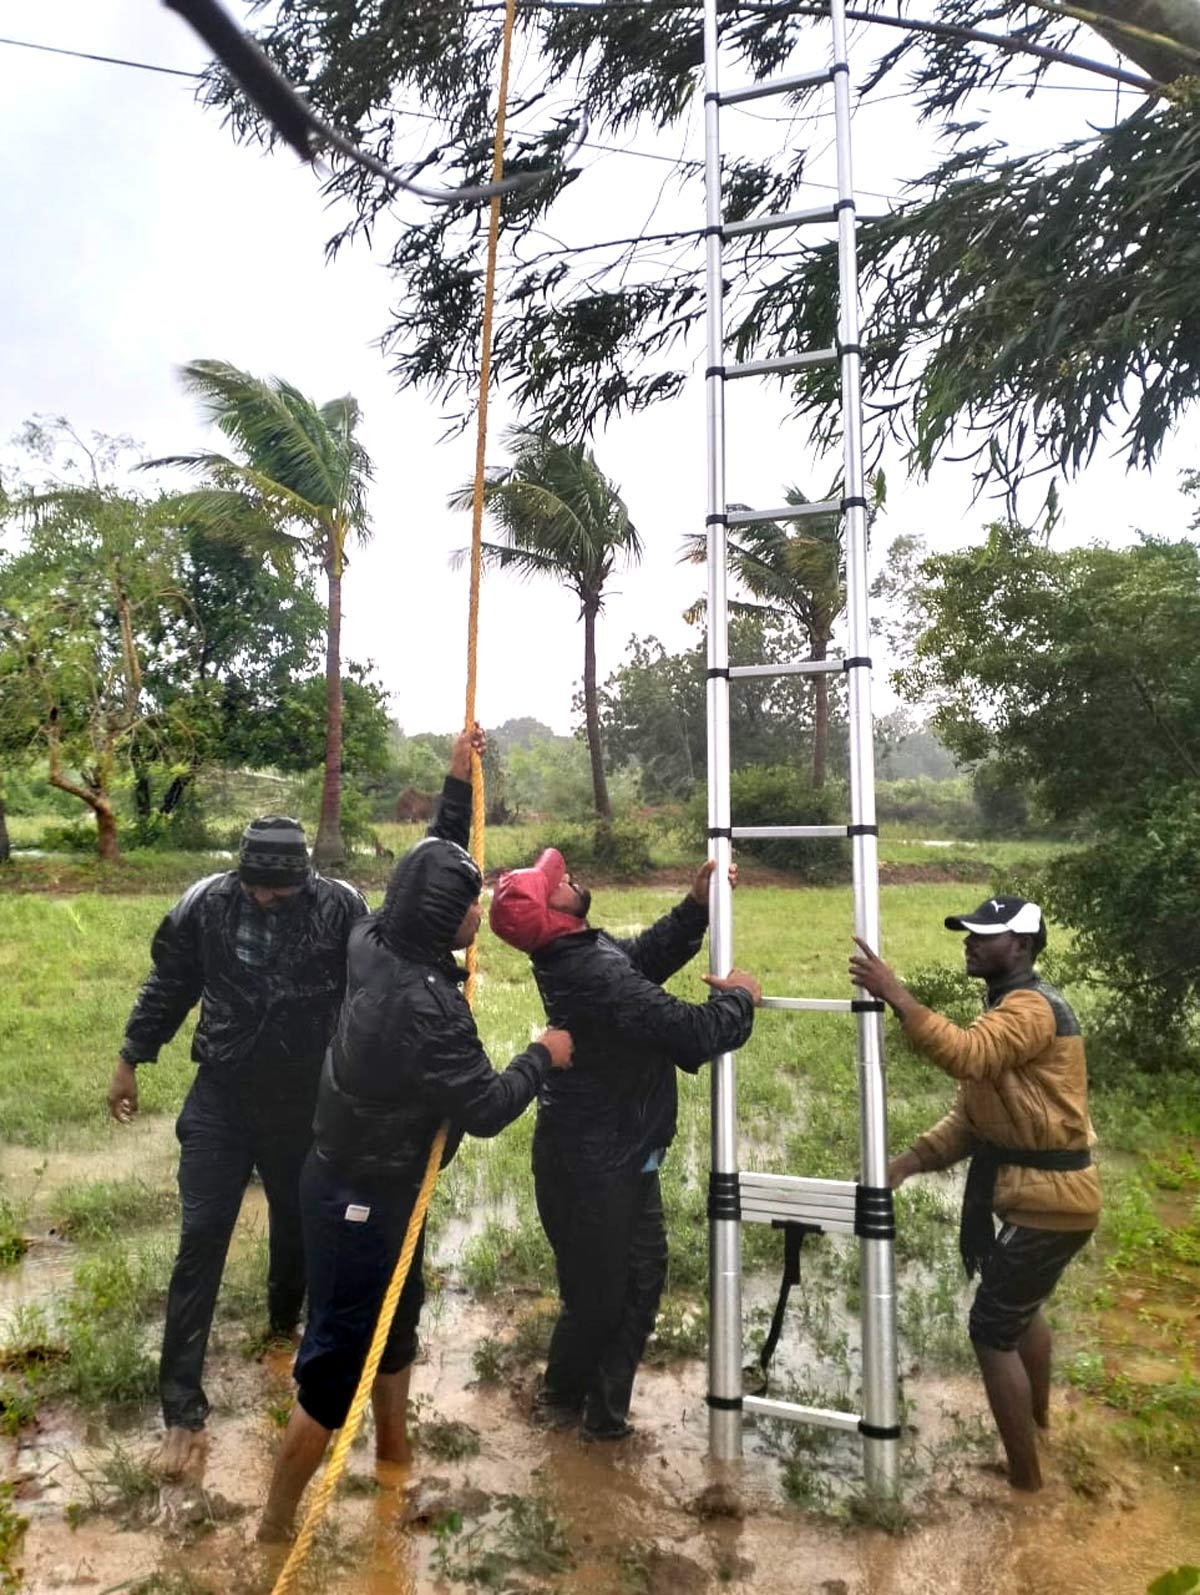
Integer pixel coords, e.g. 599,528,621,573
490,848,760,1440
112,812,367,1477
258,729,572,1542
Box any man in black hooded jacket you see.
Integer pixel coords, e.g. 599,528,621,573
258,728,572,1542
112,813,367,1477
490,847,760,1440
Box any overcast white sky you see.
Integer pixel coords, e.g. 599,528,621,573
2,3,1194,735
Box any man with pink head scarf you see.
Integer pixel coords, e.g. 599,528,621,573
490,849,760,1440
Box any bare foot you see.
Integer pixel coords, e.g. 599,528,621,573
374,1456,413,1491
153,1426,209,1482
256,1512,294,1544
1008,1468,1043,1493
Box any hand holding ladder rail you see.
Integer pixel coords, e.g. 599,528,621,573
700,0,901,1496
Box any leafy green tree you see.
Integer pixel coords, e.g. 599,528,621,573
900,503,1200,1043
682,489,845,788
450,426,642,819
150,360,374,868
598,636,704,801
0,488,187,861
206,2,1200,499
598,617,824,800
505,734,598,822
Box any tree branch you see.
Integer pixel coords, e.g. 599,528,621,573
465,0,1164,93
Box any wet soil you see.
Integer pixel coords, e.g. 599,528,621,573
3,1142,1197,1593
6,1292,1198,1595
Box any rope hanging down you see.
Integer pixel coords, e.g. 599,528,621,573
269,2,517,1585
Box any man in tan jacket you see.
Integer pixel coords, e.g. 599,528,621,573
849,896,1100,1492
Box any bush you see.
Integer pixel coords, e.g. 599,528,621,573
900,962,980,1028
875,776,976,833
37,820,100,853
1035,786,1200,1062
971,760,1030,838
687,766,850,882
523,817,653,878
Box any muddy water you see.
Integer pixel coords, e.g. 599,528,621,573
4,1132,1198,1594
9,1283,1199,1595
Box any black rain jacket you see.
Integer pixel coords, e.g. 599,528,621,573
121,870,367,1098
530,895,755,1174
312,776,551,1180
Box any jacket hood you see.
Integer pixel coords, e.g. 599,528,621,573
379,837,482,958
489,848,587,953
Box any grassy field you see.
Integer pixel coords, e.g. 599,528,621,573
0,877,1197,1584
0,818,1076,900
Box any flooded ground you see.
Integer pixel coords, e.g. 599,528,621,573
6,1278,1198,1595
2,1125,1197,1594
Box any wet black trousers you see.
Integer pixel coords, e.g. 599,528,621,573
159,1070,312,1430
532,1132,668,1436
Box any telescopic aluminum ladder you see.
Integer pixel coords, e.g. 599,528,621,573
701,0,900,1496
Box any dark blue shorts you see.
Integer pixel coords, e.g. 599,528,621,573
294,1150,426,1431
968,1222,1093,1351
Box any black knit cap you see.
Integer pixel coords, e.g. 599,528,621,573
238,815,311,887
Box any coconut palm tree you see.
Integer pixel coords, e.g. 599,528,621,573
148,360,373,867
450,427,642,820
682,490,845,789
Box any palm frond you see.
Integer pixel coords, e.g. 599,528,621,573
449,540,565,583
177,361,372,522
678,486,845,642
448,426,640,603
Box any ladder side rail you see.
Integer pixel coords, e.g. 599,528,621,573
703,0,743,1464
830,0,900,1498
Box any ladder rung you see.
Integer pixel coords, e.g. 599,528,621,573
727,499,840,526
723,348,838,381
732,825,846,841
741,1173,857,1199
760,997,853,1013
729,659,844,680
723,205,836,239
742,1202,857,1236
743,1396,861,1433
741,1192,857,1234
719,68,834,107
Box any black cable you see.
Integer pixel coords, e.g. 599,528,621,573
0,33,200,78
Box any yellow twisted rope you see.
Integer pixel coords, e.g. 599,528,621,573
269,1125,446,1594
269,1,516,1585
464,0,518,1004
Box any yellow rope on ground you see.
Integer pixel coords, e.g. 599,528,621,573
269,1,517,1587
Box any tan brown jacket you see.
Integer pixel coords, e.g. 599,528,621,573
905,975,1101,1231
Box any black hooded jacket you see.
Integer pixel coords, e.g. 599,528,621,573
121,870,367,1097
530,895,756,1175
312,776,552,1180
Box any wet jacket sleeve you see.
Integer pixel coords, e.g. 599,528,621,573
424,995,551,1138
901,990,1056,1084
911,1090,974,1171
612,895,708,986
426,775,472,851
604,958,755,1073
120,894,206,1064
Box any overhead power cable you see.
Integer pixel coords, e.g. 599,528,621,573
0,33,199,76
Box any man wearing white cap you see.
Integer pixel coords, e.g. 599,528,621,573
849,895,1101,1493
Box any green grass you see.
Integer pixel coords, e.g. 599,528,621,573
54,1175,178,1241
0,894,199,1144
1,876,1197,1477
0,1482,26,1595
